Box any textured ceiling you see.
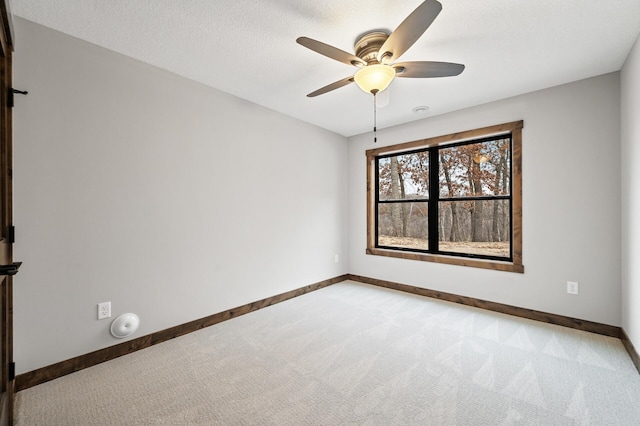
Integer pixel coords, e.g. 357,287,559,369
11,0,640,137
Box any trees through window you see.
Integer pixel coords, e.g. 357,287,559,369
366,121,523,273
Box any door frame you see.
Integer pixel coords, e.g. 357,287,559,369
0,0,14,424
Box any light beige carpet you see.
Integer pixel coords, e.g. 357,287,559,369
15,281,640,425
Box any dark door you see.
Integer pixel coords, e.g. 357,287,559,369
0,1,14,424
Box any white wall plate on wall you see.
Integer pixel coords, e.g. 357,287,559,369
110,313,140,339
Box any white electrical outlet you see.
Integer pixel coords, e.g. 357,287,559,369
567,281,579,295
98,302,111,320
334,254,339,263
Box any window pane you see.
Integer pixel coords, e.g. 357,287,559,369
439,138,511,198
378,152,429,201
438,200,510,258
377,202,428,250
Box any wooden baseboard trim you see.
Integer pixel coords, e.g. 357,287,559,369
621,328,640,375
347,274,622,338
16,274,349,392
17,274,637,391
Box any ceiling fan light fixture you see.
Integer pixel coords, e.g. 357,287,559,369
354,64,396,94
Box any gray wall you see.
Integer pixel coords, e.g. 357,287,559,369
621,34,640,352
348,73,622,327
11,16,634,375
12,18,349,374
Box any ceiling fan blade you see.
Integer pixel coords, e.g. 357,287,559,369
297,37,366,67
307,76,355,97
393,61,465,78
377,0,442,64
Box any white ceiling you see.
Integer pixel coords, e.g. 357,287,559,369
11,0,640,137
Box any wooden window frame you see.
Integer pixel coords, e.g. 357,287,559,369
366,121,524,273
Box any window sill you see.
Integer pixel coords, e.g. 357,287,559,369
366,247,524,273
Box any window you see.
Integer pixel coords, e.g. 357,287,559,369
366,121,523,273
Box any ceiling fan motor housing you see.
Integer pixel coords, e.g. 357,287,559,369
354,31,390,65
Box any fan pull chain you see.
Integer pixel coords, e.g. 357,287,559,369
372,89,378,143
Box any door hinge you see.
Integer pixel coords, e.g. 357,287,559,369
8,362,14,381
0,262,21,276
7,225,14,243
8,88,28,108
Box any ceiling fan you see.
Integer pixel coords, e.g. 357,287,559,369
296,0,465,98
